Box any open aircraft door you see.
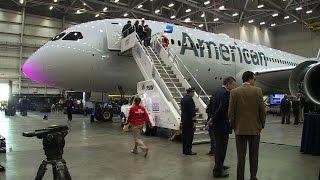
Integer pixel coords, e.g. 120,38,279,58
106,21,123,50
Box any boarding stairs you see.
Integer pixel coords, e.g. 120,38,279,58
121,32,210,144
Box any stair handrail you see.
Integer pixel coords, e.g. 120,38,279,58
154,37,211,103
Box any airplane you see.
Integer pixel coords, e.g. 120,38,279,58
22,18,320,114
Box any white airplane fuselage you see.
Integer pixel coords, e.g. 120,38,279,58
23,19,308,95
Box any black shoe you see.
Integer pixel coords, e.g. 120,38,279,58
213,170,229,178
222,166,230,170
184,152,197,155
207,152,215,156
0,165,5,172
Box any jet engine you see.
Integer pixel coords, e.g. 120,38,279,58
289,60,320,105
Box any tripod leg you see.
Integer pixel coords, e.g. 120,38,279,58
63,163,72,180
55,161,67,180
35,160,47,180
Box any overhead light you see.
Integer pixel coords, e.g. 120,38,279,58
204,1,210,5
137,4,143,8
271,23,276,27
232,12,239,17
19,0,24,4
142,18,145,20
260,21,265,25
49,6,53,10
168,3,174,7
293,20,297,23
103,7,108,12
170,15,176,19
95,14,99,17
198,24,204,27
186,9,191,13
155,9,160,13
123,13,128,17
248,19,254,23
257,4,264,8
284,16,289,19
54,0,58,2
114,0,119,2
219,5,225,10
306,10,312,14
201,13,205,18
214,18,219,22
295,6,302,11
83,2,86,6
76,10,81,14
272,13,278,17
185,18,191,22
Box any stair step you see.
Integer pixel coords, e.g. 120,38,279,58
162,78,179,83
196,124,205,129
158,69,174,74
193,138,210,145
160,73,176,78
155,66,172,71
168,86,185,92
165,82,183,87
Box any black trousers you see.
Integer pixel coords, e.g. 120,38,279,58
208,127,216,153
281,110,290,124
293,109,300,124
67,110,72,121
236,135,260,180
214,132,229,171
182,126,195,154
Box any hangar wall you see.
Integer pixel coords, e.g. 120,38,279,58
213,23,275,48
273,23,320,58
0,8,76,94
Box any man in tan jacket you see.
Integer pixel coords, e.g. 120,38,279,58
228,71,266,180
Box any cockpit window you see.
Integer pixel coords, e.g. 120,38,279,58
62,32,83,41
51,32,66,41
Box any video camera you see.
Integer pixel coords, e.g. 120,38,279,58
22,125,69,139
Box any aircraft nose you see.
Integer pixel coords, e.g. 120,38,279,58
22,48,53,86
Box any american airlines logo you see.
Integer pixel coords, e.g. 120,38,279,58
180,32,268,66
134,109,145,114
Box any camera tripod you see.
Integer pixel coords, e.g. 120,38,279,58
34,131,71,180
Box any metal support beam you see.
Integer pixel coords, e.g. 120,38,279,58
285,0,294,10
264,0,307,25
18,3,26,95
202,11,208,31
239,0,249,23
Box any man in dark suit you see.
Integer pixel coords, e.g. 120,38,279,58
208,77,236,177
181,87,197,155
121,20,132,37
228,71,266,180
280,94,291,124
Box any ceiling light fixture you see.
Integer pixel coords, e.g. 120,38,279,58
76,10,81,14
272,13,278,17
155,9,160,13
295,6,302,11
306,10,312,14
257,4,264,8
137,4,143,8
185,18,191,22
284,16,289,19
49,6,53,10
114,0,119,2
218,5,225,10
54,0,58,2
83,2,86,6
214,18,219,21
293,20,297,23
170,15,176,19
198,24,204,27
103,7,108,12
19,0,24,4
271,23,276,27
168,3,174,7
260,21,265,25
232,12,239,17
201,13,205,18
186,9,191,13
248,19,254,23
123,13,128,17
95,14,100,17
204,1,210,5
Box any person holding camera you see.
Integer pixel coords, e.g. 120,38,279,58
125,97,151,157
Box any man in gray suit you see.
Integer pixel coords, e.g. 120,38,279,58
228,71,266,180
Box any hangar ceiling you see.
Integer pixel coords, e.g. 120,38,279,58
1,0,320,32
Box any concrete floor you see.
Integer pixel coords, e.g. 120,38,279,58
0,112,319,180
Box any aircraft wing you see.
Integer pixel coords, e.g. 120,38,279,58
253,67,295,94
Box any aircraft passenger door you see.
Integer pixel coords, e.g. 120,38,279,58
106,21,123,50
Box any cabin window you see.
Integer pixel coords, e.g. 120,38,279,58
62,32,83,41
178,40,181,46
196,43,199,49
190,43,194,48
171,39,175,45
51,32,66,41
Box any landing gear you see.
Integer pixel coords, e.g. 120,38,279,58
142,124,157,136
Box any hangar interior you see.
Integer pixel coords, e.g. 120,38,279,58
0,0,320,180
